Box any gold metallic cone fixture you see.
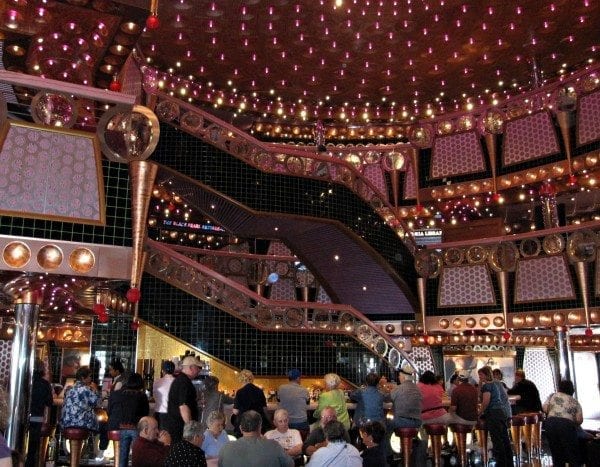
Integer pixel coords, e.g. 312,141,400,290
390,169,399,208
484,133,497,192
417,277,427,334
129,160,158,289
574,261,591,328
410,147,420,206
556,110,572,166
496,270,509,327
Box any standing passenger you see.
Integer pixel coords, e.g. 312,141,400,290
164,356,201,442
153,361,175,429
277,369,310,432
26,359,53,467
232,370,271,436
313,373,351,431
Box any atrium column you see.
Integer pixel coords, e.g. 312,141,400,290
554,326,571,382
6,291,42,456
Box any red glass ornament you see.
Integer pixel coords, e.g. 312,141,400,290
146,14,160,29
502,331,511,341
539,181,557,197
93,303,105,315
126,287,141,303
131,320,140,331
415,204,424,215
109,77,122,92
585,327,593,337
491,192,501,203
98,312,109,323
567,173,578,187
167,202,176,211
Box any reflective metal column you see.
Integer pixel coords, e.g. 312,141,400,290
6,292,41,457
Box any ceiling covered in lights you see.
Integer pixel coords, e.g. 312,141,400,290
1,0,599,139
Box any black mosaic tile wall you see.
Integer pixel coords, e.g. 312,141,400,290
152,125,416,293
0,161,132,246
140,273,394,385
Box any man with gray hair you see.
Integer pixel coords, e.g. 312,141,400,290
218,410,294,467
165,420,207,466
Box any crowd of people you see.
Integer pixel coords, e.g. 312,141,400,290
0,354,592,467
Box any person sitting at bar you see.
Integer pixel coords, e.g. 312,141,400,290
448,370,478,425
265,409,303,464
306,420,362,467
107,372,150,467
26,358,53,467
359,420,388,467
418,370,451,425
201,411,230,459
349,372,386,428
388,363,422,431
164,420,207,467
507,369,542,415
277,369,310,432
153,361,175,429
303,406,350,458
61,366,100,432
131,416,171,467
218,410,293,467
313,373,351,431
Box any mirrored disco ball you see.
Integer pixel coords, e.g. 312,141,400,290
31,91,77,128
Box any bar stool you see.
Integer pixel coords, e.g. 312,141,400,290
424,424,447,467
108,430,121,467
521,413,538,462
393,427,419,467
510,415,526,465
530,412,544,458
37,424,54,467
474,419,489,467
450,423,473,467
62,427,89,467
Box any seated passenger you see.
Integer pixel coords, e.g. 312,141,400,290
306,420,362,467
201,411,230,459
265,409,303,464
302,407,350,458
165,420,207,467
131,416,171,467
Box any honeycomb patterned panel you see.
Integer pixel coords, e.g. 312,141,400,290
270,277,296,301
363,164,388,202
515,255,575,303
523,348,555,406
438,264,496,307
317,287,332,303
502,111,560,166
403,157,417,200
430,131,486,179
408,346,435,374
0,340,12,385
577,90,600,146
267,241,292,257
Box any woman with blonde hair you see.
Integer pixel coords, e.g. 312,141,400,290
232,369,272,436
313,373,351,430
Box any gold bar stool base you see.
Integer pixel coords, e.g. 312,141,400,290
63,427,89,467
394,427,420,467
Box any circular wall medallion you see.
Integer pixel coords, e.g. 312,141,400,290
542,234,565,255
338,312,355,332
443,247,464,266
284,308,304,328
466,245,487,264
3,241,31,268
69,247,95,273
37,245,63,270
519,238,541,258
414,250,442,278
387,348,401,369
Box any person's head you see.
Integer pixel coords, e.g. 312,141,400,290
324,373,341,390
288,368,302,382
273,408,290,433
125,372,144,391
457,369,470,384
419,370,437,385
239,369,254,384
138,416,159,441
33,358,46,379
204,375,220,392
398,363,415,382
75,366,93,382
492,368,504,381
239,410,262,435
515,369,526,382
182,420,204,446
478,366,493,383
323,420,346,442
359,420,386,446
449,373,460,385
365,372,380,387
162,361,175,376
558,379,575,396
206,411,225,435
319,406,337,427
109,359,124,377
180,356,202,379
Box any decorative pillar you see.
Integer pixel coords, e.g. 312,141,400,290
496,270,510,333
554,326,571,382
484,133,498,197
128,160,158,302
416,277,427,335
6,291,42,456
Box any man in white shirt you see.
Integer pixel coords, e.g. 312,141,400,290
152,361,175,429
265,409,303,461
306,420,362,467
